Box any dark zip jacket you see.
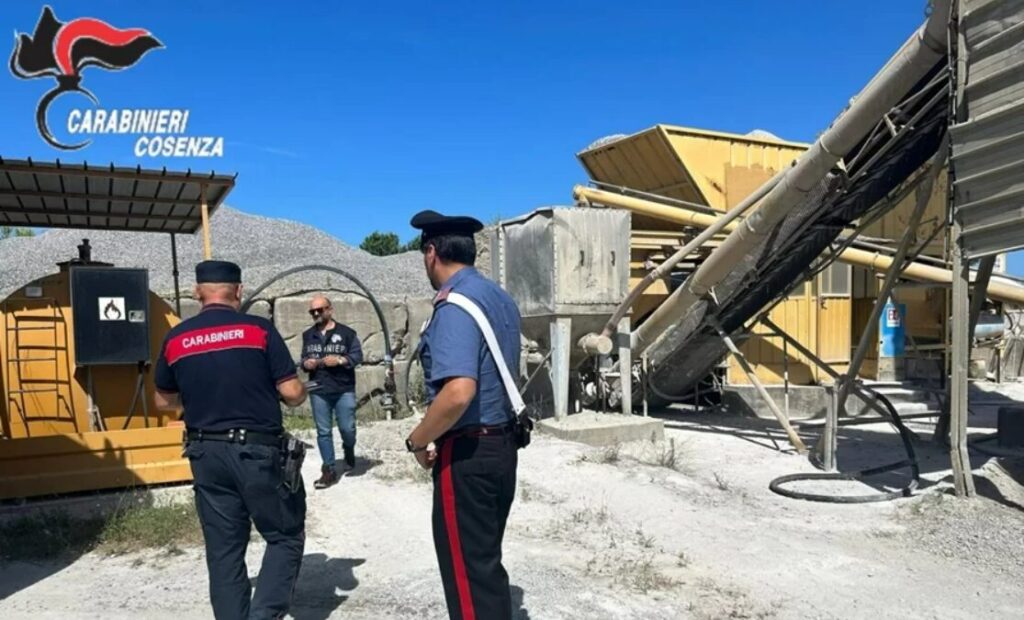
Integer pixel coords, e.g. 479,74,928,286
300,322,363,394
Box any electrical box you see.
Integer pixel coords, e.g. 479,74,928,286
70,267,150,365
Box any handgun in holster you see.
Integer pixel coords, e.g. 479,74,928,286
280,433,307,493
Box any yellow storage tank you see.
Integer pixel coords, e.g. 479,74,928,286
0,259,188,499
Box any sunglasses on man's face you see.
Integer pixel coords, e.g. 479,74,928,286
309,307,330,317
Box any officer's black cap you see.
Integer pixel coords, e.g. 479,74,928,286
410,209,484,242
196,260,241,284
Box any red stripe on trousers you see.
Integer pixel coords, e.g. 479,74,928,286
440,440,476,620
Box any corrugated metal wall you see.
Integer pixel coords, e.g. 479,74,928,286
950,0,1024,258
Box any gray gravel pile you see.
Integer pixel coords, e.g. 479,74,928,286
899,482,1024,575
0,206,433,301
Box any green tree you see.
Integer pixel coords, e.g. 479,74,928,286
0,227,34,240
401,236,422,253
359,231,401,256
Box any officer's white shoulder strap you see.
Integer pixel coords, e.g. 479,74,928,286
443,292,526,415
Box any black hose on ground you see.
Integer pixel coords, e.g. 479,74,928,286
768,387,920,503
240,265,397,406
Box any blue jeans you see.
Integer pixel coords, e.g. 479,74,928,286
311,392,356,468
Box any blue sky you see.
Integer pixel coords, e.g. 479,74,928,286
4,2,1020,272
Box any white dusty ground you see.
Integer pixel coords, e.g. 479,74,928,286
2,382,1024,619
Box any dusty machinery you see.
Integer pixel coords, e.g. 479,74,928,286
503,0,1024,499
486,207,634,418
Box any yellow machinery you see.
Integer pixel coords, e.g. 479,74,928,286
0,158,234,500
575,125,981,387
578,125,810,326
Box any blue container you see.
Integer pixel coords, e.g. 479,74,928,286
879,301,906,358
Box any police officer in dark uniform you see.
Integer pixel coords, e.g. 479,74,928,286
154,260,308,620
405,210,523,620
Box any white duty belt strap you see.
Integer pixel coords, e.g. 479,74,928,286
442,292,526,415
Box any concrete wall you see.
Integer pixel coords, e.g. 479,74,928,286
163,292,433,420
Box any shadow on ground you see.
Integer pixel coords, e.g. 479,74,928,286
342,458,381,479
512,584,531,619
287,553,366,620
652,383,1024,505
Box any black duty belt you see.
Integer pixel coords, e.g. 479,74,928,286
439,422,514,443
186,428,282,447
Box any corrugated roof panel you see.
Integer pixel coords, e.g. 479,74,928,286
952,0,1024,257
0,158,234,233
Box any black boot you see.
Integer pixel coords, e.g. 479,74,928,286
343,446,356,470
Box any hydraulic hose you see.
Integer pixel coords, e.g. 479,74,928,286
768,387,920,503
240,264,397,401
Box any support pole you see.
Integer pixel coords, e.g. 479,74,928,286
783,334,790,420
641,354,649,417
550,317,572,420
170,233,182,316
617,317,632,415
837,141,947,419
200,183,212,260
823,386,838,471
947,0,975,497
710,317,806,453
949,226,976,497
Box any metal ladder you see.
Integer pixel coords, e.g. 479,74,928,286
3,298,74,437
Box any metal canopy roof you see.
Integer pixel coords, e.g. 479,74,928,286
0,158,236,234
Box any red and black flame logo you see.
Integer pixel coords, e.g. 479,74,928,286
9,6,162,150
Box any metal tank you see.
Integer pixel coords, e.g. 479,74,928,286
0,240,187,499
494,207,631,417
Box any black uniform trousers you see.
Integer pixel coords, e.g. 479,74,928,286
184,439,306,620
432,430,518,620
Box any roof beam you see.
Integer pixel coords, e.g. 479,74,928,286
0,162,235,187
0,188,204,207
0,205,200,223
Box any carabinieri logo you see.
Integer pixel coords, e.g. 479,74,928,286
10,6,223,157
9,6,162,151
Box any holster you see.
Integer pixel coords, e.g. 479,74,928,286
513,412,534,449
280,432,307,493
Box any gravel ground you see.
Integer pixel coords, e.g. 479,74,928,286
0,206,433,301
2,383,1023,619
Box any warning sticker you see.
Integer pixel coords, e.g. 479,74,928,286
128,310,146,323
99,297,126,321
885,306,902,328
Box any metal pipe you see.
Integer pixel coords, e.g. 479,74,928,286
840,247,1024,304
589,181,721,216
170,233,182,317
633,0,951,354
574,172,785,354
850,237,947,266
578,186,1024,305
710,316,807,453
575,185,721,229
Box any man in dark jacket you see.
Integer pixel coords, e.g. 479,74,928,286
301,294,364,489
